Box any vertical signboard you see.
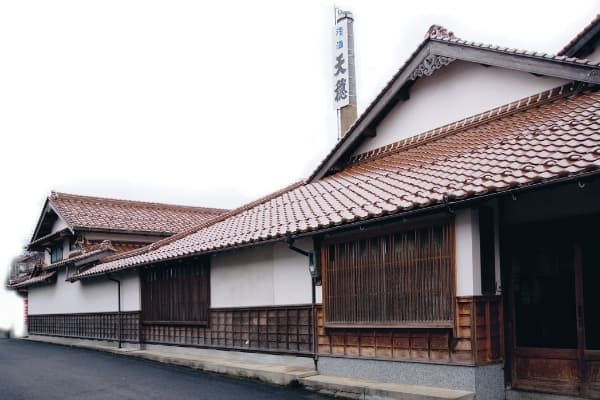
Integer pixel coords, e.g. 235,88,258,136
333,14,350,109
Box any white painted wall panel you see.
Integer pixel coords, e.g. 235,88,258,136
210,245,274,307
51,218,69,234
455,209,481,297
28,269,140,315
211,240,315,308
354,61,568,155
272,239,313,305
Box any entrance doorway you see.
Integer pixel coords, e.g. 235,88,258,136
507,216,600,398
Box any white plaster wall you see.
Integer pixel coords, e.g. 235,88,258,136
455,209,481,297
62,237,70,259
354,61,568,155
28,269,140,315
210,239,315,308
51,217,69,234
210,245,274,307
272,241,315,305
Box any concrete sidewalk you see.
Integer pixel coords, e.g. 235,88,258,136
24,336,474,400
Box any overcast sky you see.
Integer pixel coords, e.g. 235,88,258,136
0,1,598,333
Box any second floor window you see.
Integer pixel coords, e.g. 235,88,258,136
51,244,63,263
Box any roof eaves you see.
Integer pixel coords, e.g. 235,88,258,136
70,226,175,237
51,191,229,214
8,271,56,289
27,227,71,250
558,14,600,57
71,181,306,280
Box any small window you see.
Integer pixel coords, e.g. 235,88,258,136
50,244,63,263
69,237,79,251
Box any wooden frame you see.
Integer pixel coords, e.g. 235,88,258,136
28,312,140,342
142,305,313,355
141,258,210,326
322,219,455,329
505,215,600,398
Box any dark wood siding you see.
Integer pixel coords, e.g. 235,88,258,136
322,221,455,328
317,296,503,365
142,305,313,355
28,312,140,342
141,258,210,325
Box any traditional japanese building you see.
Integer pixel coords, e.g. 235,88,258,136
7,191,227,333
8,15,600,400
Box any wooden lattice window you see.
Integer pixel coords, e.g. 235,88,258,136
323,221,455,328
141,258,210,325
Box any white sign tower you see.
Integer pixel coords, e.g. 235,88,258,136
333,8,357,138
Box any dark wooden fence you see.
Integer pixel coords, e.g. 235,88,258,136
142,305,313,355
28,305,313,355
28,312,140,342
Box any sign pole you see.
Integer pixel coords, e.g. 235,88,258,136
333,8,357,139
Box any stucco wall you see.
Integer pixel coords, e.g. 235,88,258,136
28,269,140,315
51,217,69,234
210,239,320,308
455,208,482,297
354,61,568,155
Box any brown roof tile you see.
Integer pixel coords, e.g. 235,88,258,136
7,271,56,289
49,192,228,236
75,85,600,279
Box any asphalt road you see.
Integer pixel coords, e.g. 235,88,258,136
0,339,331,400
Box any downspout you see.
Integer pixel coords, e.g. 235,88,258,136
107,275,121,349
284,235,319,369
311,274,318,370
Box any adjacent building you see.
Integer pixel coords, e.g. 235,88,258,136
7,192,227,335
8,16,600,400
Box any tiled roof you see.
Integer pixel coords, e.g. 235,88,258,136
8,271,56,289
308,23,600,182
48,192,228,236
75,85,600,279
28,228,70,248
43,240,116,271
558,14,600,57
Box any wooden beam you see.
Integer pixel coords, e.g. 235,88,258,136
430,41,600,84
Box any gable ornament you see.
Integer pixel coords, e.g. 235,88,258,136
409,54,455,81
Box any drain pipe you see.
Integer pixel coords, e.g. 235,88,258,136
284,235,319,369
311,275,318,370
107,275,122,349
